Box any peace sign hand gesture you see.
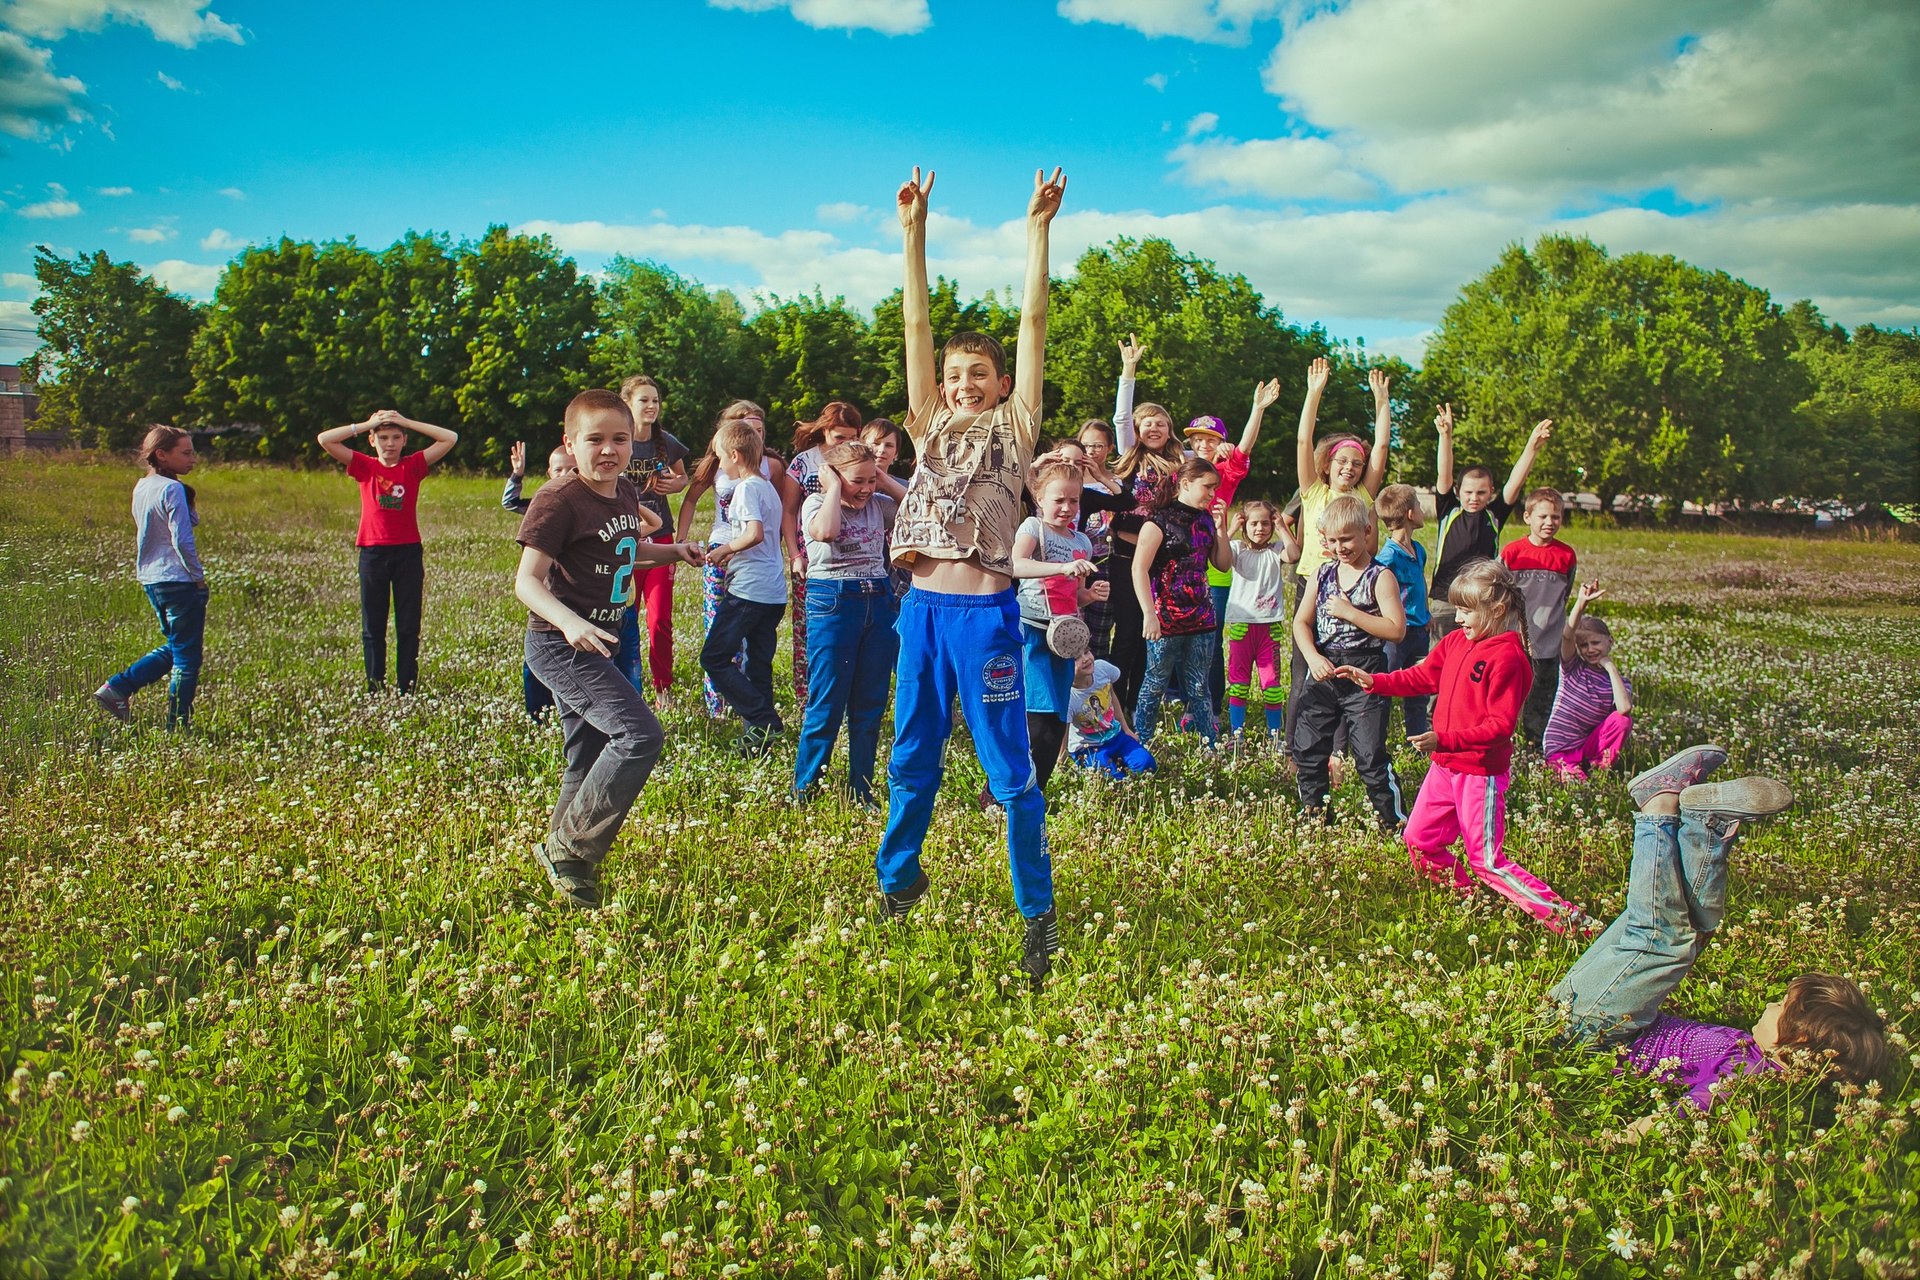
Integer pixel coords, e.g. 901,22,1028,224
1029,167,1067,224
897,166,935,230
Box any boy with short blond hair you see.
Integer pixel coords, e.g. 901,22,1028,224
1500,485,1577,750
700,418,788,756
879,165,1068,986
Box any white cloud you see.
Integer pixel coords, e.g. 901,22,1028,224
815,201,867,223
0,298,37,361
2,271,37,290
1058,0,1294,44
199,226,240,251
706,0,929,35
1143,71,1167,90
1263,0,1920,206
217,186,244,199
0,0,243,46
0,29,88,141
1169,134,1379,202
126,225,174,243
147,258,219,296
95,185,132,196
1184,112,1218,138
156,70,184,90
20,182,80,217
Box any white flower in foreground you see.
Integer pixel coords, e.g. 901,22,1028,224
69,1121,90,1141
279,1204,302,1226
166,1106,188,1123
1606,1225,1638,1259
121,1196,140,1214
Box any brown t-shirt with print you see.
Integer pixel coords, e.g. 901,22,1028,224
889,393,1042,579
516,476,650,633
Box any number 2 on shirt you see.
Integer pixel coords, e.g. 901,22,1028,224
610,536,638,607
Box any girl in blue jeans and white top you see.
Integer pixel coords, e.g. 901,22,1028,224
1551,749,1886,1126
95,426,209,730
793,440,899,804
1131,458,1230,745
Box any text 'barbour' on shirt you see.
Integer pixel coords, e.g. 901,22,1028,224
515,475,651,632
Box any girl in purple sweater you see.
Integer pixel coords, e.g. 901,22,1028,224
1551,746,1887,1121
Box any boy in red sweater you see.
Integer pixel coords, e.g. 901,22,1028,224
1335,560,1592,934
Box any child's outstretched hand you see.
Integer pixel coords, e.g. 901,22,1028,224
1408,730,1439,754
1435,403,1454,438
1305,357,1331,397
897,166,935,230
1529,419,1554,448
1369,368,1391,409
1055,558,1098,579
1029,166,1067,224
1118,333,1147,371
1578,580,1605,606
671,543,707,568
1252,376,1281,412
509,441,526,477
1330,664,1374,689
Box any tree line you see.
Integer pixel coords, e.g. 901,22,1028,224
22,228,1917,511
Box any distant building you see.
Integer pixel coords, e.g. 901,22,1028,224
0,364,40,457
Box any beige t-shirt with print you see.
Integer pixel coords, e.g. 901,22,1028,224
890,393,1042,579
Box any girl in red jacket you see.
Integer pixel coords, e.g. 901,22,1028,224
1334,560,1592,934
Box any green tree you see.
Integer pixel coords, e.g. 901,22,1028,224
22,247,202,448
744,291,884,439
1047,237,1347,500
1786,302,1920,509
593,257,756,452
1423,235,1808,511
451,226,598,466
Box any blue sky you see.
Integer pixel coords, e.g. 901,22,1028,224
3,0,1916,368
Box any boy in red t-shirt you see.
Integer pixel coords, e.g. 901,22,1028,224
317,408,460,692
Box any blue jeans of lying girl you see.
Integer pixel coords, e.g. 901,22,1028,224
108,581,208,729
1550,810,1737,1044
1134,631,1217,745
793,578,898,804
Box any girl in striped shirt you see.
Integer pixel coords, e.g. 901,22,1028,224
1544,581,1632,781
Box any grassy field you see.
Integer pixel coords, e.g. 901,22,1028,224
2,455,1917,1279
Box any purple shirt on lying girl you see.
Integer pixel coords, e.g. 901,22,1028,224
1624,1014,1779,1112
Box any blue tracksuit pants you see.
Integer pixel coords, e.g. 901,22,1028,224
875,587,1053,918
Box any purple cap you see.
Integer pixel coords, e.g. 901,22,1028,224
1184,415,1227,439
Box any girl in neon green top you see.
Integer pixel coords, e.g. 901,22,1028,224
1291,357,1394,586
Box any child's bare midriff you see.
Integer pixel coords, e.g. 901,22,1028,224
911,555,1009,596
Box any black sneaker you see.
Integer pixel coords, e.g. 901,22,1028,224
740,724,779,759
881,870,930,921
1020,909,1059,987
532,841,601,911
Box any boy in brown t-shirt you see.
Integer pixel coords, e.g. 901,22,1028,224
513,389,704,910
875,165,1068,988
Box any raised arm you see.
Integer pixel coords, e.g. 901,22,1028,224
1503,418,1553,506
1295,358,1330,493
897,167,937,419
1434,403,1455,495
805,468,844,543
1237,377,1281,457
1014,167,1066,419
316,417,372,466
1563,580,1603,663
1363,368,1392,496
377,409,459,465
1113,334,1146,452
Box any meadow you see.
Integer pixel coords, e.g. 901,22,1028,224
1,455,1917,1280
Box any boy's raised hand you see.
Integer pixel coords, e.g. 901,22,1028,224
1029,166,1067,223
1369,368,1391,409
1435,403,1454,438
897,166,935,230
1305,357,1331,397
1529,419,1554,448
1253,377,1282,412
1118,333,1147,372
509,441,526,477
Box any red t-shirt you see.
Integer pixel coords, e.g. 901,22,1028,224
346,451,431,547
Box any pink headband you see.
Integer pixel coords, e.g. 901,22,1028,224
1327,439,1367,460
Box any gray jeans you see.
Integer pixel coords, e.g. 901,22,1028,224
524,627,665,867
1550,810,1738,1044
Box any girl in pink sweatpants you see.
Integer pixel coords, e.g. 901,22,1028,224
1335,561,1591,935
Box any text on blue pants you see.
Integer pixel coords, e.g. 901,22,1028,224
876,587,1053,919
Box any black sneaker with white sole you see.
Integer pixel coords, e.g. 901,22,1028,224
532,840,601,910
1020,908,1059,987
882,870,930,921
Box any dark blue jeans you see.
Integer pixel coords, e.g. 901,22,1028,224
524,626,665,868
358,543,423,691
1383,624,1432,737
701,595,786,731
109,581,208,729
793,578,898,802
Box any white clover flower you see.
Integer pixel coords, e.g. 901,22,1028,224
69,1120,90,1141
121,1196,141,1214
349,1203,366,1219
279,1205,302,1226
451,1025,472,1044
167,1106,188,1124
